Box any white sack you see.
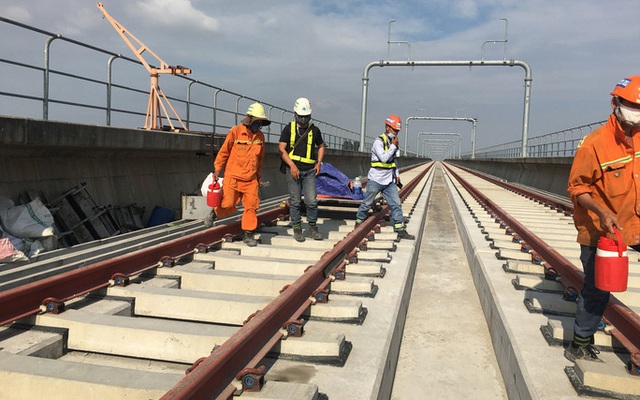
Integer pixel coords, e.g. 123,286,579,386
0,198,55,238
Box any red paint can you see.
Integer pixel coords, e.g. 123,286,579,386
207,180,222,208
595,228,628,292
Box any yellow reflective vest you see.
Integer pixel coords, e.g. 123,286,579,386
371,134,396,168
288,122,316,164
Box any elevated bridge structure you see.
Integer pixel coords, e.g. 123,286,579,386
0,115,572,226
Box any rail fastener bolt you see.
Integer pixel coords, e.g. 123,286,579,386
41,297,65,314
333,266,346,280
283,319,304,337
544,268,558,280
236,366,265,392
531,251,544,265
312,289,329,303
110,273,129,287
195,243,209,253
160,256,174,268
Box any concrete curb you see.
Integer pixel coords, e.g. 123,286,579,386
372,171,435,399
444,171,538,400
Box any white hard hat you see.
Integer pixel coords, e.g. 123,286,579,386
293,97,312,116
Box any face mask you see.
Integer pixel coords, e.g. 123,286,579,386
250,121,262,132
617,103,640,126
388,133,396,140
296,115,311,126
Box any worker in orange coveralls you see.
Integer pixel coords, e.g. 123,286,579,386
207,102,270,246
566,75,640,362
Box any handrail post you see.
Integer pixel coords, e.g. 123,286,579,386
266,106,274,141
235,96,244,125
186,80,198,130
106,54,121,126
43,34,61,120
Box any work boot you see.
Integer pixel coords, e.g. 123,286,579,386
242,231,258,247
293,227,305,242
307,224,323,240
396,230,415,240
564,343,601,362
204,209,216,228
564,334,602,362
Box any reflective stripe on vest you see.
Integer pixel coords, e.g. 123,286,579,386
371,134,396,168
600,155,632,170
289,122,315,164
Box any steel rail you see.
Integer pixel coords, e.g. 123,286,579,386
443,163,640,373
454,164,573,215
0,205,288,326
215,268,339,398
162,164,433,399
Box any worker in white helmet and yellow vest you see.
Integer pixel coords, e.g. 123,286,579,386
278,97,325,242
206,102,269,246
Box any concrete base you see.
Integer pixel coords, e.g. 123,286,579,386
0,352,183,400
445,165,578,399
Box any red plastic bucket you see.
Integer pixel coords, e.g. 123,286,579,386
206,180,222,207
594,228,628,292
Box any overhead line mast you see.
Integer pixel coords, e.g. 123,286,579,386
97,2,191,132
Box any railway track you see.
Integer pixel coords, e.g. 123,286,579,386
0,164,434,399
442,162,640,399
2,161,640,399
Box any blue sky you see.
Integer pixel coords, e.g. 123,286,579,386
1,0,639,154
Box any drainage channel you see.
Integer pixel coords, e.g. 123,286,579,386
0,164,434,400
443,162,640,399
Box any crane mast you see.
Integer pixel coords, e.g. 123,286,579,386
97,2,191,132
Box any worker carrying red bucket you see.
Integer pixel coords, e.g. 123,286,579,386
566,75,640,362
203,102,270,247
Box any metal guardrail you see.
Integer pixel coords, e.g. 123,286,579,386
0,16,605,158
0,16,365,150
464,121,606,158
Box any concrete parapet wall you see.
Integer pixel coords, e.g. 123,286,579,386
1,117,214,224
449,157,574,198
0,116,422,224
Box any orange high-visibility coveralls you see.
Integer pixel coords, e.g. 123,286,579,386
568,113,640,247
214,124,265,232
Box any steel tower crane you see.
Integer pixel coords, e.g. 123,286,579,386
97,2,191,132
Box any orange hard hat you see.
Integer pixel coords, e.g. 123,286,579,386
611,76,640,104
385,115,402,130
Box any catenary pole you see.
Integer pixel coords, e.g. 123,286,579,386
359,59,532,157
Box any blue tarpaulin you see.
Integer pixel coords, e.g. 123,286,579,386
316,163,363,200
